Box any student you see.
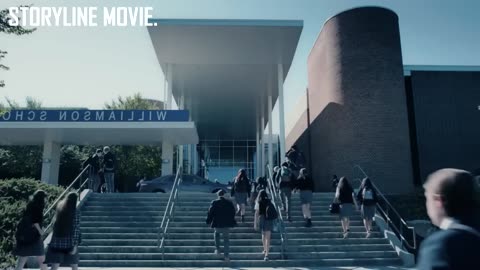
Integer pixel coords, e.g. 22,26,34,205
250,177,267,213
206,190,236,262
83,149,103,193
102,146,116,193
285,145,306,172
136,175,147,191
13,190,48,270
254,190,278,261
44,192,81,270
295,168,314,227
277,162,294,221
356,177,378,238
417,168,480,270
331,175,339,191
335,177,358,238
230,169,251,223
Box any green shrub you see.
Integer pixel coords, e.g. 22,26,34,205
0,179,64,269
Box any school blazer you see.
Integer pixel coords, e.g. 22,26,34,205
417,225,480,270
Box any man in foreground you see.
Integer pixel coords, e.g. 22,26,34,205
417,168,480,269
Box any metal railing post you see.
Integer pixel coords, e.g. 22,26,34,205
353,164,417,251
42,165,91,238
158,166,182,259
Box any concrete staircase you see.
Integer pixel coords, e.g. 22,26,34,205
79,192,401,267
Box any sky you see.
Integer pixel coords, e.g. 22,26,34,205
1,0,480,133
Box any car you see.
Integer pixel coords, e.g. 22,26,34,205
138,174,231,194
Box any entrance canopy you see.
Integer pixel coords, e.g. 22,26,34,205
148,19,303,140
0,110,198,145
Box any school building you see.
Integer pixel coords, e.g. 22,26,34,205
1,7,479,194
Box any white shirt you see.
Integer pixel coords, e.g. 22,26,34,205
439,217,480,238
439,217,455,230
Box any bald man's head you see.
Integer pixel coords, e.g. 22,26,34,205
424,168,479,226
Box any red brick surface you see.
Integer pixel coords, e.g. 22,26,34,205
288,7,414,193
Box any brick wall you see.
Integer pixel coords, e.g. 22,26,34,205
289,7,414,193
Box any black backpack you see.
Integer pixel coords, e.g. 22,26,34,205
15,216,39,245
104,157,114,170
265,201,278,220
234,178,248,193
255,177,268,193
280,167,292,184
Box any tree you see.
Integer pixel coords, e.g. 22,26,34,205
0,7,36,88
0,97,44,179
104,93,165,191
25,96,42,109
105,93,164,110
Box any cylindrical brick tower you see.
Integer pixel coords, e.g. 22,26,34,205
305,6,414,193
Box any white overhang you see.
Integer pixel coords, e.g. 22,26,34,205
147,19,303,140
0,122,198,145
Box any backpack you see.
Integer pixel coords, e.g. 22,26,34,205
329,202,340,214
234,177,248,193
280,167,291,183
363,188,374,200
255,178,268,193
265,201,278,220
15,217,39,245
104,157,114,170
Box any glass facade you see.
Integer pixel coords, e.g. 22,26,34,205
192,139,279,183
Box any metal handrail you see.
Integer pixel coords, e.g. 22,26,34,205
157,166,183,259
353,164,417,251
265,164,287,259
42,164,91,238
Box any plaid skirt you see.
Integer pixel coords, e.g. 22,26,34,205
44,246,79,265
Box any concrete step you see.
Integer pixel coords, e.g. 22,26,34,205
79,258,401,267
82,199,332,208
87,192,335,198
81,206,169,211
89,193,170,198
80,252,284,260
80,215,361,222
81,238,389,246
80,220,366,227
80,225,376,234
80,243,393,253
81,205,337,213
79,191,397,268
285,251,398,259
82,232,265,240
80,209,346,216
82,232,383,240
79,250,396,260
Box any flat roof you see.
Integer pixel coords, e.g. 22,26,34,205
404,65,480,75
0,122,198,145
147,19,303,139
0,110,198,145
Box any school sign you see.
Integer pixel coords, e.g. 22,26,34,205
0,109,198,185
0,110,189,122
